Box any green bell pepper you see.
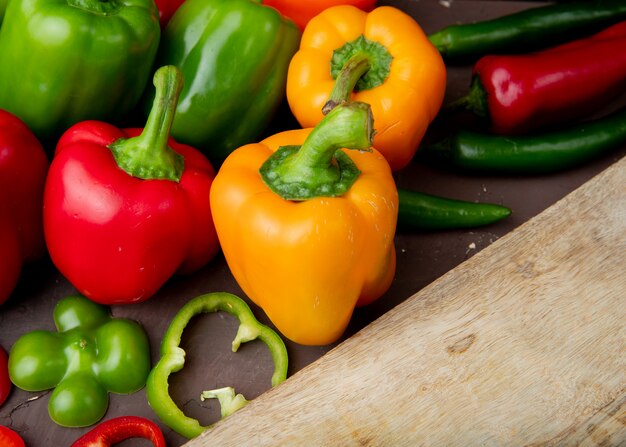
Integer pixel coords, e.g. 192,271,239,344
0,0,7,24
0,0,160,143
8,295,151,427
146,292,288,439
148,0,301,164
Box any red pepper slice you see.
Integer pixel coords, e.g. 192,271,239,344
0,426,25,447
0,347,10,406
70,416,166,447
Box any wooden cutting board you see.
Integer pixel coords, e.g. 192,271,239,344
188,156,625,446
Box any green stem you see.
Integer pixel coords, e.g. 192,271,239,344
324,35,393,116
260,102,373,200
108,66,184,182
444,76,489,119
323,54,371,115
200,387,249,419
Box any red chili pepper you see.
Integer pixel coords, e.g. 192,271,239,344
0,426,25,447
0,347,11,406
154,0,185,27
0,110,49,305
455,21,626,135
44,66,219,305
70,416,166,447
262,0,376,31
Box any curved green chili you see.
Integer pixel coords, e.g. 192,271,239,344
398,189,511,230
146,292,288,439
429,1,626,60
422,106,626,174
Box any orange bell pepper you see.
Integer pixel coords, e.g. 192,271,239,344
210,102,398,346
286,5,446,171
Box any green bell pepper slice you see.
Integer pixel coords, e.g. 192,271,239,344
148,0,301,164
146,292,289,439
8,295,151,427
0,0,160,143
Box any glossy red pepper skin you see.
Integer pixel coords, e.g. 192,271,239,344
262,0,376,31
0,426,25,447
467,21,626,135
70,416,166,447
0,110,49,305
0,347,10,406
155,0,185,27
44,122,219,305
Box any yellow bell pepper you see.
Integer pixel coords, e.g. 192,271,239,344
210,102,398,346
286,5,446,171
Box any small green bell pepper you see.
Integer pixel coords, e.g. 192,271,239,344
146,292,289,439
0,0,160,143
148,0,301,164
8,295,151,427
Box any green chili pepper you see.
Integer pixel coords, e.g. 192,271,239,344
8,296,151,427
0,0,160,143
147,0,300,164
429,1,626,60
146,292,288,439
397,189,511,231
423,105,626,174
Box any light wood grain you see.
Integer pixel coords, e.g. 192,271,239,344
188,156,626,446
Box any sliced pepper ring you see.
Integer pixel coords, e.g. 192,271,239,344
146,292,288,439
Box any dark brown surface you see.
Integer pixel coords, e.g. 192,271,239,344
1,1,624,446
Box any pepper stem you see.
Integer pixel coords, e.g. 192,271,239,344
108,66,184,182
260,102,374,200
323,35,393,115
445,76,489,119
200,387,249,419
323,54,371,114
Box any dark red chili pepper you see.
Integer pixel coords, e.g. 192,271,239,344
0,347,11,406
0,426,25,447
70,416,166,447
451,21,626,135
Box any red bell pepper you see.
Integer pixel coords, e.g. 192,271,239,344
0,426,25,447
44,65,219,305
155,0,185,27
454,20,626,135
263,0,376,31
0,347,10,406
0,109,49,305
70,416,166,447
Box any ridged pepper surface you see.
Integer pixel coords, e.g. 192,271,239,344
147,0,301,164
287,5,446,171
44,67,219,305
211,102,398,346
